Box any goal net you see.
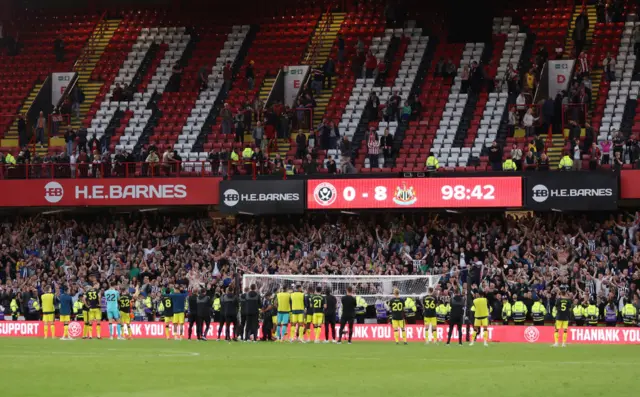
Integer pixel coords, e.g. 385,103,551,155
241,274,442,304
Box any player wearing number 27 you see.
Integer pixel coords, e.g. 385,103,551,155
554,290,572,347
388,288,407,345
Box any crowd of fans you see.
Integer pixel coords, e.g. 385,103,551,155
1,211,640,324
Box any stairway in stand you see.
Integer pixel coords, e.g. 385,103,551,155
588,68,602,121
0,83,43,149
71,19,121,133
547,135,565,170
307,12,345,129
258,76,276,105
243,76,276,145
563,5,597,58
267,11,346,161
1,19,120,156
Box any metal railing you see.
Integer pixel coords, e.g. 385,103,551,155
0,160,288,180
48,114,71,142
304,4,334,66
562,103,588,132
73,11,108,73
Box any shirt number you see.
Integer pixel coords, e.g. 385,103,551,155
391,302,403,312
560,302,567,312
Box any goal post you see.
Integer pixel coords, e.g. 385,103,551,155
241,274,442,304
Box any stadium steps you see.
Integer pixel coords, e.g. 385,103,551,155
563,5,597,58
374,36,400,87
306,12,345,68
587,68,602,121
453,42,493,148
390,37,438,166
193,25,257,153
547,135,565,169
70,19,122,132
0,19,121,155
0,83,43,149
619,98,637,136
306,12,345,128
619,47,640,136
258,77,276,104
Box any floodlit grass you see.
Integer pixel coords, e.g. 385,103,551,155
0,339,637,397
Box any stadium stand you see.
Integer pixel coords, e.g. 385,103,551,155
0,12,100,140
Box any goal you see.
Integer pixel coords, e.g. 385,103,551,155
241,274,442,304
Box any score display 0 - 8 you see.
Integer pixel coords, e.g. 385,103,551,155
308,178,522,209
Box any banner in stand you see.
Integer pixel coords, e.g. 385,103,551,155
219,180,305,214
524,173,618,211
0,178,221,207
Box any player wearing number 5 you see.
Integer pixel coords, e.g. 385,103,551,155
553,290,572,348
422,288,438,344
388,288,407,345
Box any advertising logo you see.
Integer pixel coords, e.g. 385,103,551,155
44,181,64,203
524,326,540,343
223,189,240,207
392,183,417,206
531,184,549,203
313,182,337,206
68,322,83,338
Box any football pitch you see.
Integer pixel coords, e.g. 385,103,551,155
1,339,638,397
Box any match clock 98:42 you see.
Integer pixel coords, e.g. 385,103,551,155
306,177,522,210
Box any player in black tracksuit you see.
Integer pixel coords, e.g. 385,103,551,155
464,288,474,342
187,293,198,340
338,286,357,344
196,289,212,340
447,293,464,345
239,287,249,340
218,287,239,341
244,284,261,341
324,290,337,342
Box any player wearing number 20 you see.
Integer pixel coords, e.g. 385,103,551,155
389,288,407,345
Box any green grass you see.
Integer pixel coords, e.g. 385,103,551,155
0,339,638,397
